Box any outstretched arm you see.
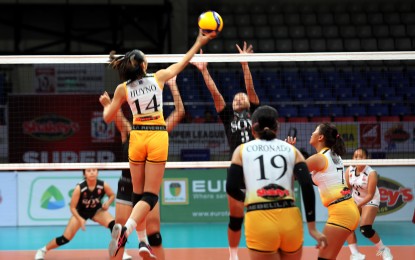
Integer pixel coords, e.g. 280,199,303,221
156,30,213,85
165,75,185,132
192,49,226,112
236,42,259,105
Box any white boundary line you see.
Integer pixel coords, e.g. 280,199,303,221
0,159,413,171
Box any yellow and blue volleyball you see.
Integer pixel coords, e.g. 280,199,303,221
198,11,224,33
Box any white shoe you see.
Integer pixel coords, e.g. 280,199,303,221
123,250,132,260
35,248,46,260
377,247,393,260
350,252,366,260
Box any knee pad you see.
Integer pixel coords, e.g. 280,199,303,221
55,235,70,246
142,192,158,210
147,232,162,246
360,225,375,238
107,220,115,232
132,193,143,207
228,216,244,231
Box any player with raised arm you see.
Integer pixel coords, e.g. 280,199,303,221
100,76,184,260
101,30,212,259
193,41,259,260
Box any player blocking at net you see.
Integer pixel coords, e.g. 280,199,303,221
226,105,327,260
100,29,214,259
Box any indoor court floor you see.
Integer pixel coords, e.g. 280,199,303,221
0,221,413,260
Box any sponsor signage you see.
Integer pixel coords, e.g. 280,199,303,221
17,170,120,226
0,172,18,226
167,122,415,158
34,64,105,93
8,94,121,163
160,169,302,223
309,166,414,222
160,169,229,222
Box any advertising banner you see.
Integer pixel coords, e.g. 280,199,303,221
17,170,120,226
8,94,121,163
168,123,229,157
309,166,415,222
167,122,415,159
160,169,229,222
160,169,302,223
0,172,18,226
34,64,105,93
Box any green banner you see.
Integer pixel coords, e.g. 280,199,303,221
160,169,228,222
160,169,302,223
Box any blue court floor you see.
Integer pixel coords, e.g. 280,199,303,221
0,221,413,251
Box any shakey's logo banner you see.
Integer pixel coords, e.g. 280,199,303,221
8,94,121,163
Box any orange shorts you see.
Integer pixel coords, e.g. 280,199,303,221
245,207,303,253
128,129,168,164
327,198,360,231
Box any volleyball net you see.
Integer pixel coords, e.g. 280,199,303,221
0,51,414,170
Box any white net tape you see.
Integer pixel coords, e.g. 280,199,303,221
1,51,415,64
0,159,413,171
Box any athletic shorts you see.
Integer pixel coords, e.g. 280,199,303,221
129,129,168,164
245,207,303,253
78,208,100,220
327,198,360,231
353,192,380,207
116,176,133,206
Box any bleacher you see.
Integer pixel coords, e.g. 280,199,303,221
181,1,415,123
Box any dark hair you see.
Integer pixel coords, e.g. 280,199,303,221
355,147,369,158
251,105,279,141
317,122,346,156
109,49,146,82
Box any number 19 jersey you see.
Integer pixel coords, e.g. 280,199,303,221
241,139,297,206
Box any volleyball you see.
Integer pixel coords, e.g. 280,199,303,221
198,11,224,35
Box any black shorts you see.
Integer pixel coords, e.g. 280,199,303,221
78,208,100,220
116,176,133,206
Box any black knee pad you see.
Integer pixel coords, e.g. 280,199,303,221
318,258,329,260
142,192,158,210
228,216,244,231
107,220,115,232
55,235,70,246
360,225,375,238
147,232,162,246
132,193,143,207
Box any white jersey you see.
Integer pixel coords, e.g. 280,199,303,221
241,138,296,205
125,74,165,125
311,148,349,207
348,165,380,207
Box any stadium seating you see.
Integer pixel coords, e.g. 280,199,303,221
186,1,415,121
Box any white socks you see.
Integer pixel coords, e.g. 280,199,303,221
137,230,149,243
375,240,385,250
348,243,359,254
229,247,239,260
124,218,137,237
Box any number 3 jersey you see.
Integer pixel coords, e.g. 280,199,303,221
125,74,166,126
241,138,296,205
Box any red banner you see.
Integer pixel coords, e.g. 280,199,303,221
9,94,121,163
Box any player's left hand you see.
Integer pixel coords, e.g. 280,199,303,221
99,91,111,107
